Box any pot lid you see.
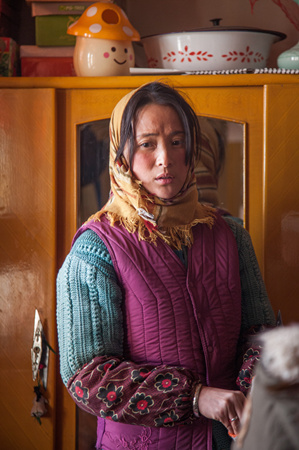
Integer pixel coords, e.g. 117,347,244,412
142,19,286,41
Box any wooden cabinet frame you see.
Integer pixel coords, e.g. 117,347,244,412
1,74,298,449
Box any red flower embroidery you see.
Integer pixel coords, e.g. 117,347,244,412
155,410,179,427
155,373,179,392
70,380,89,405
131,368,151,383
129,392,154,415
97,382,123,407
97,359,117,375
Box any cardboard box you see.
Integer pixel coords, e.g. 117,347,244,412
21,56,75,76
31,2,92,16
20,45,74,58
35,15,79,46
0,37,19,76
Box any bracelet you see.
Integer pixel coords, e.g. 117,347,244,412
192,382,203,418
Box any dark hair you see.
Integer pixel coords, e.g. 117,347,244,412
115,81,201,168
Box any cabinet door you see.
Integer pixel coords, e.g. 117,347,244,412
0,89,57,449
58,85,265,449
58,81,298,448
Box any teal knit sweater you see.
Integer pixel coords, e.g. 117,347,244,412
56,217,276,387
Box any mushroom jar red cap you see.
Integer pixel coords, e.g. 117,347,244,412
67,1,140,41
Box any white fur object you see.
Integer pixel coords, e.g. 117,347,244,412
260,324,299,384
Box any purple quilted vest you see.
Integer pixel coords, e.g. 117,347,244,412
78,214,242,449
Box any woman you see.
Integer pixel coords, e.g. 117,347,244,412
56,81,276,449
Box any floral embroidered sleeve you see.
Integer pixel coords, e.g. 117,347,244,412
67,356,198,427
236,326,264,394
56,230,198,428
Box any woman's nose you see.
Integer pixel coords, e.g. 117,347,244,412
156,143,171,167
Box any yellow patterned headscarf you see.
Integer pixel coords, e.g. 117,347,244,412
88,83,215,250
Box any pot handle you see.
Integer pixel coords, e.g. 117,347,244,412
210,18,222,26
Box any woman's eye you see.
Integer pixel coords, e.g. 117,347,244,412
140,142,152,149
136,141,155,152
172,139,184,146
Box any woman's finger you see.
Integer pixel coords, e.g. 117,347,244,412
228,414,240,435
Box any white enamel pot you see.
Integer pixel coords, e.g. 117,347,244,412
141,25,286,71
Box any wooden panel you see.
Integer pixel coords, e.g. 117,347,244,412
264,84,299,323
0,89,56,449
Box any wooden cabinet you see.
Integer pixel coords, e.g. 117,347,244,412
0,74,298,449
0,89,57,449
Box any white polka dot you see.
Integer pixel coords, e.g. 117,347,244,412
87,6,98,17
89,23,102,34
123,26,133,37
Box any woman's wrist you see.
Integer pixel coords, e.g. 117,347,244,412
192,382,203,418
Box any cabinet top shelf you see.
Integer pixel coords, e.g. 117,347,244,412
0,73,298,89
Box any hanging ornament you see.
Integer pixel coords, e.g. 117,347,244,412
31,380,48,425
30,309,56,424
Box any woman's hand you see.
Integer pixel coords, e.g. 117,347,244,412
197,386,246,436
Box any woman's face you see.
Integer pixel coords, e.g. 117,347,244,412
127,103,189,199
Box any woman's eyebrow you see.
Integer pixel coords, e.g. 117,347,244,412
136,132,159,138
136,130,185,138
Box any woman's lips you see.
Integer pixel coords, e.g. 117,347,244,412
155,174,174,185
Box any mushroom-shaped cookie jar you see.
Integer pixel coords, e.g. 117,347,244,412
67,1,140,76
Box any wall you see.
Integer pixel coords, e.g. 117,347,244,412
126,0,299,68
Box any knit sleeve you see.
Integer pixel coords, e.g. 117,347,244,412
224,217,276,330
56,229,124,385
56,230,199,427
224,217,276,394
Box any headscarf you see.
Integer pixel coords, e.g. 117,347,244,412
87,84,215,250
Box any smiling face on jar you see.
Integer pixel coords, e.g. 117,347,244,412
73,37,135,76
125,103,190,199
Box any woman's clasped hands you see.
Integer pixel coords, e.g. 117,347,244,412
198,386,246,436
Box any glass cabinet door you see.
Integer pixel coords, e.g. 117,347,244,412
78,119,111,225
